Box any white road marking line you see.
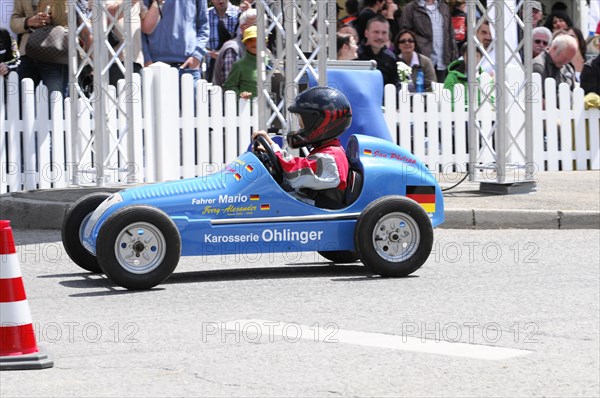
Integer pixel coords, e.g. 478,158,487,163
222,319,532,361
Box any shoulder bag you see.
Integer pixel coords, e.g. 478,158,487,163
25,25,69,65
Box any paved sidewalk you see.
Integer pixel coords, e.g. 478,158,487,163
440,170,599,229
0,171,598,230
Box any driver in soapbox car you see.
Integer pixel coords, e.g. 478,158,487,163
62,87,444,290
252,86,351,209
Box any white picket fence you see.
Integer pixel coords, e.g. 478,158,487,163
384,73,600,173
1,66,598,194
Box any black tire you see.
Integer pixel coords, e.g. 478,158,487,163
318,250,360,264
61,192,112,273
355,196,433,277
96,205,181,290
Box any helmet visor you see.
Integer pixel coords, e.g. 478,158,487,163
289,112,304,131
287,113,306,148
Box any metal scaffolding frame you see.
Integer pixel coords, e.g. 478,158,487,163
67,0,335,187
67,0,137,186
256,0,336,135
466,0,536,190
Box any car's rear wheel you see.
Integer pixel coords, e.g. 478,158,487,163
96,205,181,290
355,196,433,277
62,192,112,273
318,250,359,264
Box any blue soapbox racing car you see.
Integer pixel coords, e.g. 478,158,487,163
62,134,444,290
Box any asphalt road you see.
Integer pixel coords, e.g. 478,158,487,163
1,228,599,397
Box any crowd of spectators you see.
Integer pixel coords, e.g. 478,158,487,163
336,0,599,103
5,0,249,97
2,0,600,103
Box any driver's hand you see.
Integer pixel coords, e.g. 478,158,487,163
251,130,275,151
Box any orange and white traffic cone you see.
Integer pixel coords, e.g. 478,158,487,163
0,220,53,370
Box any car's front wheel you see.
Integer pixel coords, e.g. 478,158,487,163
96,205,181,290
355,196,433,277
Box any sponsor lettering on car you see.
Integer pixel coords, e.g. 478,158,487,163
204,229,324,244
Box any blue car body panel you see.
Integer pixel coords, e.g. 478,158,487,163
82,135,444,255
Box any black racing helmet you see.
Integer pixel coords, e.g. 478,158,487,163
287,86,352,149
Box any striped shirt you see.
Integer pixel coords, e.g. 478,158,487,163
208,2,239,50
422,0,445,70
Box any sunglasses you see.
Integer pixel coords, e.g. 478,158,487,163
398,39,415,44
534,39,548,45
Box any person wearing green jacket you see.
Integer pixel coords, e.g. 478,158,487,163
443,43,493,111
223,25,257,100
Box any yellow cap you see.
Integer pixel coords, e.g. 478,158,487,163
242,25,258,43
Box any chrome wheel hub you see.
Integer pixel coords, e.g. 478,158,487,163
372,212,420,262
114,222,166,274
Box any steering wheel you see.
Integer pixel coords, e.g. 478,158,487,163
252,135,284,184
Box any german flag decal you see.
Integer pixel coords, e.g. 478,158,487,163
260,204,270,211
233,173,242,181
406,186,436,213
245,165,254,172
363,149,373,156
250,194,260,201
